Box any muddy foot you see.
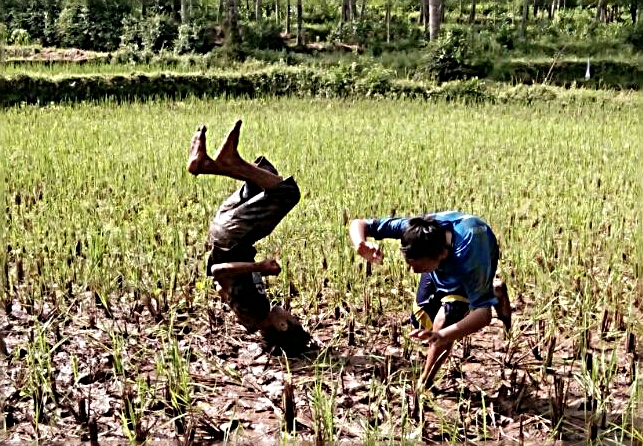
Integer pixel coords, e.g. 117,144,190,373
186,125,209,176
211,119,244,171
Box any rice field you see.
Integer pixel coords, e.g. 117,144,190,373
0,97,642,444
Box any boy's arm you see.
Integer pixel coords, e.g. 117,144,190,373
210,259,281,280
411,307,492,345
349,217,409,263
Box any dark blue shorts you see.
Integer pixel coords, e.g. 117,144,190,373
409,273,470,331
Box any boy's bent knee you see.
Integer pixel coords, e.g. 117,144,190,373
277,177,301,210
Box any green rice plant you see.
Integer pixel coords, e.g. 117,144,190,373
20,317,62,435
156,331,193,436
1,95,642,443
120,376,156,443
309,366,338,444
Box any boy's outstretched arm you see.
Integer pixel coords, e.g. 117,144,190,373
349,219,384,263
349,217,408,263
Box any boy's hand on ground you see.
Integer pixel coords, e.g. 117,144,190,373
260,259,281,276
356,241,384,264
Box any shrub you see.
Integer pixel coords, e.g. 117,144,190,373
301,23,328,42
240,21,286,51
56,4,89,49
421,27,492,82
495,22,517,50
10,28,32,46
120,14,144,49
141,14,179,52
174,21,223,54
56,0,126,51
621,21,643,51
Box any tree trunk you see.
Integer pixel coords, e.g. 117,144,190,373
386,0,390,43
174,0,181,22
423,0,430,29
469,0,476,23
296,0,303,45
596,0,605,22
419,0,424,25
519,0,529,38
342,0,350,21
219,0,225,22
255,0,261,21
350,0,357,20
631,0,637,24
275,1,279,24
287,0,291,33
533,0,538,17
339,0,344,41
429,0,440,39
228,0,241,44
0,30,4,71
180,0,190,24
360,0,366,20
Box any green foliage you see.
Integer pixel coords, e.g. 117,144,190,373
10,29,31,46
120,14,144,49
421,26,492,82
141,14,179,52
494,59,643,89
55,3,90,49
7,64,632,107
173,20,222,55
306,23,334,43
240,21,286,51
120,12,180,53
0,23,6,65
495,22,518,50
55,0,129,51
621,22,643,51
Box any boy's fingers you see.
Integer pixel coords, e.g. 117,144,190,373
409,329,424,338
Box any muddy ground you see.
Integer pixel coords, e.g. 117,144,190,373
1,275,641,444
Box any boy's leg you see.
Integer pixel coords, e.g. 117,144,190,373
412,274,469,389
418,306,454,388
208,175,300,252
187,121,284,190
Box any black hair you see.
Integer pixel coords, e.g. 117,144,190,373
400,216,448,260
260,318,315,357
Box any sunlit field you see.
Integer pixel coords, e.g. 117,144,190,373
1,97,641,444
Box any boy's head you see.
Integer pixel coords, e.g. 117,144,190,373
400,216,449,273
260,306,314,356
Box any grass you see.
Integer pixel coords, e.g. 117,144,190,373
0,96,641,443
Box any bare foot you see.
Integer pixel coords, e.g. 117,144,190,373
186,125,210,176
211,119,244,172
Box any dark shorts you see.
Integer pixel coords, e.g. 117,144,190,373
409,273,470,331
205,156,300,332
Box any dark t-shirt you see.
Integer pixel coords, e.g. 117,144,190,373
206,244,271,333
